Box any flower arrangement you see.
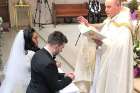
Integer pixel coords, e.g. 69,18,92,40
133,20,140,77
134,40,140,61
128,0,138,20
128,0,138,12
133,20,140,61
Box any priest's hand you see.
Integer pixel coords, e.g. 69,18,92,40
77,16,90,27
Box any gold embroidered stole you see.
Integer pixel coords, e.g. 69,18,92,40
111,21,134,41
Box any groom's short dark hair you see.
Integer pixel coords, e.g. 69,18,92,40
47,31,68,45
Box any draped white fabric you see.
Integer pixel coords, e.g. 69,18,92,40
59,83,80,93
90,7,133,93
74,35,96,82
58,68,80,93
0,31,35,93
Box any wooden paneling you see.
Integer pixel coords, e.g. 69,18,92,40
52,3,88,26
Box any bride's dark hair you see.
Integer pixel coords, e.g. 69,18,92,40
24,26,40,52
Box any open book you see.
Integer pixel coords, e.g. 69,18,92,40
78,24,106,40
58,68,80,93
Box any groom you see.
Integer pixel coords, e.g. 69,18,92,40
26,31,75,93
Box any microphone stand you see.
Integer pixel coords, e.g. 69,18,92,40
75,33,81,46
44,0,53,18
33,0,44,29
33,0,53,30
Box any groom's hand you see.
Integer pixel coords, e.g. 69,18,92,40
65,72,75,80
56,61,61,68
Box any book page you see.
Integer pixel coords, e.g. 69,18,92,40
78,24,106,40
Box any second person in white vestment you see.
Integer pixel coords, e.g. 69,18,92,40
74,35,96,93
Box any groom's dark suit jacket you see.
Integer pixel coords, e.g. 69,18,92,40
26,48,72,93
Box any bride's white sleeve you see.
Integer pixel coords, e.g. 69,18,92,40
24,50,35,86
26,50,35,70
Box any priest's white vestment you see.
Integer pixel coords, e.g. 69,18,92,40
90,7,133,93
74,35,96,93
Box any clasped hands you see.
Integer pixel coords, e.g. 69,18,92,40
56,61,75,80
65,72,75,80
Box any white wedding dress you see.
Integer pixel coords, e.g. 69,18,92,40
0,31,35,93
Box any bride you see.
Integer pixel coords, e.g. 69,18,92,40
0,27,40,93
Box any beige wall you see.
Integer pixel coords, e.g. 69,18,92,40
9,0,105,27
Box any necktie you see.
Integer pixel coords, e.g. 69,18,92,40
53,55,56,59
